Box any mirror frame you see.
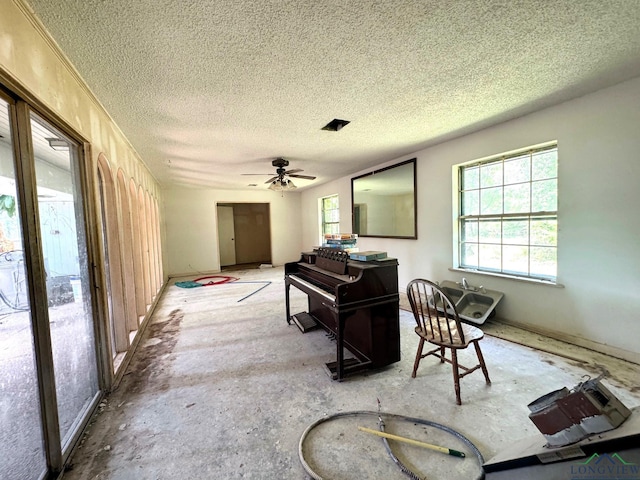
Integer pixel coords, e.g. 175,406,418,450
351,158,417,239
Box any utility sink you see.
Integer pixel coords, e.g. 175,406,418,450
432,281,504,325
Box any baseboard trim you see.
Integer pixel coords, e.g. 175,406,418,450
495,317,639,365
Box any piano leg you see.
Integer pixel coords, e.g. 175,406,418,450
284,280,292,325
336,312,345,381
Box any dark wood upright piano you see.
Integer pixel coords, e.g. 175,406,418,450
284,248,400,380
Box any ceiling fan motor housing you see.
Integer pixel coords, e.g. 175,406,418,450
272,158,289,177
272,158,289,168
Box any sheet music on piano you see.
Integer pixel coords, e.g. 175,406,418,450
285,249,400,381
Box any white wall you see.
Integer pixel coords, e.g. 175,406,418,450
163,187,302,276
301,76,640,362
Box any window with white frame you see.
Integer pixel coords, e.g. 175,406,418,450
321,195,340,238
457,143,558,281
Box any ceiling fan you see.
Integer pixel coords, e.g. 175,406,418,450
243,158,316,191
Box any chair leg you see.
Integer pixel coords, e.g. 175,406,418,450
412,338,425,378
439,346,445,363
473,341,491,385
451,348,461,405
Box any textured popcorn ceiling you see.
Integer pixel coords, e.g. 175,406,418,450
25,0,640,190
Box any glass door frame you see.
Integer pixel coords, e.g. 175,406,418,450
2,81,109,477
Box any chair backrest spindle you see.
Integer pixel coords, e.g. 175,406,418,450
407,279,466,346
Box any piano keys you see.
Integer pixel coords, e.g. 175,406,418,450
285,248,400,380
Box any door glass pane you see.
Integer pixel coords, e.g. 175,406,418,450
30,114,99,449
0,98,46,479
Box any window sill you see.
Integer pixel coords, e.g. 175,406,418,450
449,267,565,288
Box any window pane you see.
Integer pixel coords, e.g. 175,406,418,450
480,161,502,187
532,179,557,211
503,245,529,275
324,209,338,223
502,245,529,275
531,218,557,246
462,190,479,216
503,218,529,245
480,187,503,215
504,183,530,213
504,155,530,185
462,166,479,190
461,243,478,268
532,149,557,180
531,246,557,278
479,220,501,243
324,223,339,235
461,219,478,242
479,244,501,271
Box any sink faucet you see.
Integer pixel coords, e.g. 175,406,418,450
461,277,482,292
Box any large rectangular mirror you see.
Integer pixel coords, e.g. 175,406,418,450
351,158,417,239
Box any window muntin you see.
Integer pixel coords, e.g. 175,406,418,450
321,195,339,237
458,144,558,281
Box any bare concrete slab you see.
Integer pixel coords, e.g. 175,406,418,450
63,267,640,480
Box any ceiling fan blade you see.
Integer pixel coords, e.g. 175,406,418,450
264,176,279,184
283,168,303,175
288,174,316,180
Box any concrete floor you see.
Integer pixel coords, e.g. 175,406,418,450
63,267,640,479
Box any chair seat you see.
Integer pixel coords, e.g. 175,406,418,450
415,321,484,348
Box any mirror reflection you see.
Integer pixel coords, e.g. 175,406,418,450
351,158,417,239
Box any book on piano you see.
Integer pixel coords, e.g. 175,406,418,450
349,250,387,261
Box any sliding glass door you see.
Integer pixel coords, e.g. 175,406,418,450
0,95,46,480
0,92,101,479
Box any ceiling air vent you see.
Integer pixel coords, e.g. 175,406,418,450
321,119,350,131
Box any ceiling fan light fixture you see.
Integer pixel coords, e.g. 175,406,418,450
268,178,297,191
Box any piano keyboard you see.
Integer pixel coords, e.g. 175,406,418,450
288,274,335,303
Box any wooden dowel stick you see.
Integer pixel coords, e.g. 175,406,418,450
357,426,465,458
